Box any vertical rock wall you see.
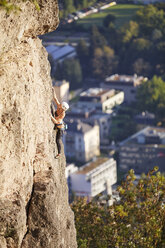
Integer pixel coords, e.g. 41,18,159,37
0,1,77,247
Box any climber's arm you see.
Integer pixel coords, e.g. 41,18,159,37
51,115,57,124
52,88,60,107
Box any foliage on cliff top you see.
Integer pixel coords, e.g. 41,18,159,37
72,167,165,248
0,0,39,12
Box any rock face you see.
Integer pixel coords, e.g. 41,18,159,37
0,1,77,247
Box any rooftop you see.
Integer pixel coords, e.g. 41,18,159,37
76,157,109,174
66,119,94,134
120,126,165,146
45,45,59,54
66,105,111,121
52,80,69,87
105,74,148,85
69,105,95,114
135,111,155,119
46,44,76,61
80,88,114,97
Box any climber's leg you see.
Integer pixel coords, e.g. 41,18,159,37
56,129,63,158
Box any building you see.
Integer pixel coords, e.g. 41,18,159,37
52,80,69,103
63,119,100,163
45,44,76,64
119,126,165,174
65,163,78,179
101,74,147,104
77,88,124,113
66,105,111,145
134,0,165,4
67,157,117,199
134,111,156,130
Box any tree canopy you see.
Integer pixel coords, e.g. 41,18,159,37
136,76,165,120
54,58,82,89
72,168,165,248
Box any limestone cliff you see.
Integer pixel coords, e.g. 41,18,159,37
0,1,77,247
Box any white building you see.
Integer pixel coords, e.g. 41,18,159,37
101,74,147,104
65,163,78,178
67,157,117,198
119,126,165,174
77,88,124,113
53,80,69,103
63,119,100,163
66,105,111,145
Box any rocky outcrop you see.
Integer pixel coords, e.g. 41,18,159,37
0,1,77,247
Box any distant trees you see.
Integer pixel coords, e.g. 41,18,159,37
72,168,165,248
57,4,165,88
136,76,165,120
83,4,165,80
76,39,90,77
89,26,107,55
117,4,165,76
60,0,98,17
103,14,116,28
92,45,118,79
109,106,137,142
135,5,165,36
54,58,82,89
89,26,118,79
133,58,152,76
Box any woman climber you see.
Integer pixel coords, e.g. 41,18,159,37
51,88,69,159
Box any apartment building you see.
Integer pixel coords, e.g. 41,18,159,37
77,88,124,113
119,126,165,174
52,80,69,103
66,105,111,145
101,74,147,104
63,119,100,163
67,157,117,199
45,44,76,64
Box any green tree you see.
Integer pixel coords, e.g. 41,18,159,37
118,5,165,77
54,58,82,89
133,58,152,76
62,0,74,17
72,168,165,248
90,25,107,56
91,46,118,79
136,76,165,120
109,106,137,142
77,39,89,61
135,5,165,37
103,14,116,28
121,21,139,43
76,39,90,76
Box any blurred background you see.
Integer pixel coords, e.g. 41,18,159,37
41,0,165,202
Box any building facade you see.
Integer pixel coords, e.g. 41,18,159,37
63,119,100,162
77,88,124,113
119,126,165,174
67,157,117,199
101,74,147,104
66,105,111,145
53,80,69,103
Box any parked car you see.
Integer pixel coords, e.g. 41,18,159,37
67,14,75,23
76,11,86,19
71,12,79,20
89,6,98,13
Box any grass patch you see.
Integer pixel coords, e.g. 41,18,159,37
77,4,143,29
